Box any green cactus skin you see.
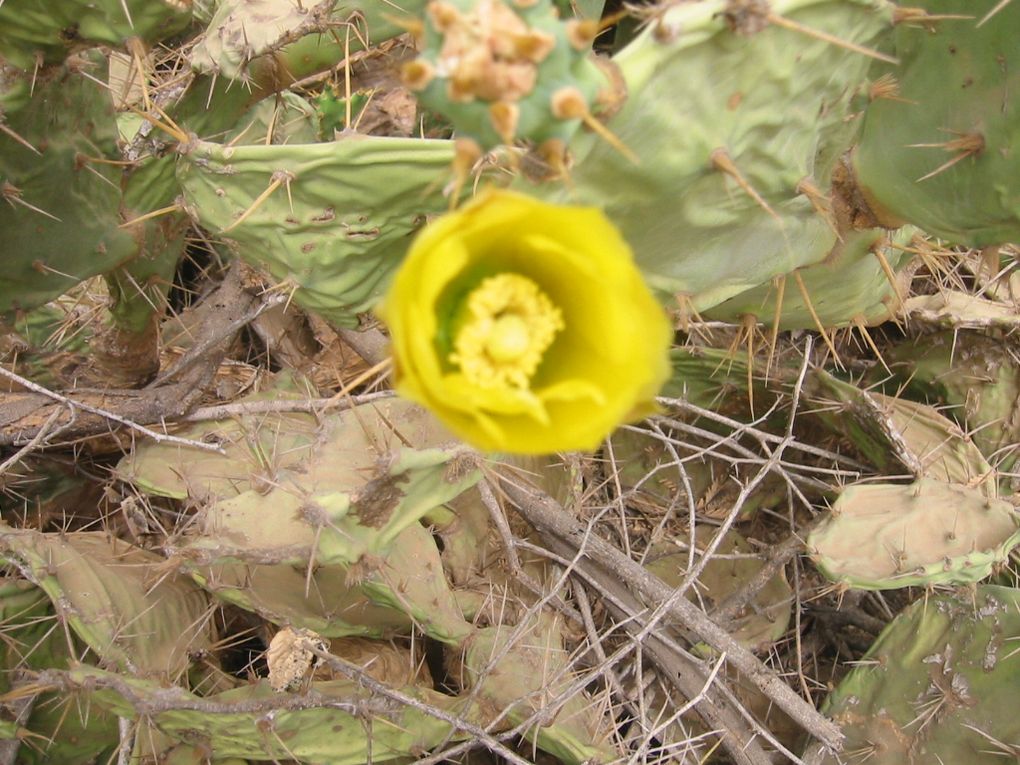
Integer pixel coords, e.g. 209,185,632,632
808,479,1020,590
0,528,213,678
426,486,494,585
529,0,894,318
315,85,372,140
166,396,481,562
0,0,192,68
704,228,911,329
177,136,456,327
190,560,415,639
903,289,1020,331
0,56,186,383
192,402,477,642
804,585,1020,764
0,56,139,316
853,0,1020,247
347,521,475,645
57,665,479,763
0,580,120,764
407,0,613,150
118,373,321,502
126,390,480,640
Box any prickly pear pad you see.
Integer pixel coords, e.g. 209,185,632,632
808,479,1020,590
177,136,457,327
1,57,138,315
0,0,190,67
66,665,480,763
0,529,212,678
377,189,673,454
854,0,1020,247
536,0,894,313
806,586,1020,764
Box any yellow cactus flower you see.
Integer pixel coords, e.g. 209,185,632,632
377,189,673,454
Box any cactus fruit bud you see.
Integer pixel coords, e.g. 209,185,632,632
409,0,613,149
401,59,437,91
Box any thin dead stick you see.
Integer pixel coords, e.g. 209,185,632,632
512,501,771,762
0,407,68,475
676,339,815,594
677,337,814,600
638,419,836,493
571,581,635,706
655,397,868,471
306,646,535,765
477,478,525,574
0,366,224,453
116,717,134,765
183,391,395,421
497,475,845,752
675,456,777,600
712,519,819,624
478,476,608,628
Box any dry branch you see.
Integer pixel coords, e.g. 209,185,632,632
497,474,844,754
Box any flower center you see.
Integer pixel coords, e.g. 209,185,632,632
450,273,563,389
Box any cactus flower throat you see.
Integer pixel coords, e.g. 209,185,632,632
449,273,564,390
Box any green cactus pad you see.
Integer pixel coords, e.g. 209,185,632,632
157,396,478,639
904,291,1020,332
0,57,139,315
428,485,495,585
0,0,191,68
808,479,1020,590
345,522,475,644
191,0,428,81
188,557,415,639
805,585,1020,764
315,85,372,139
178,397,480,562
0,579,120,764
705,228,910,329
63,665,479,763
535,0,894,313
117,372,321,502
0,580,54,676
885,329,1020,480
0,528,213,677
177,136,455,327
853,0,1020,247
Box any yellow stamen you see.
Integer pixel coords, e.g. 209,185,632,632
450,273,563,389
